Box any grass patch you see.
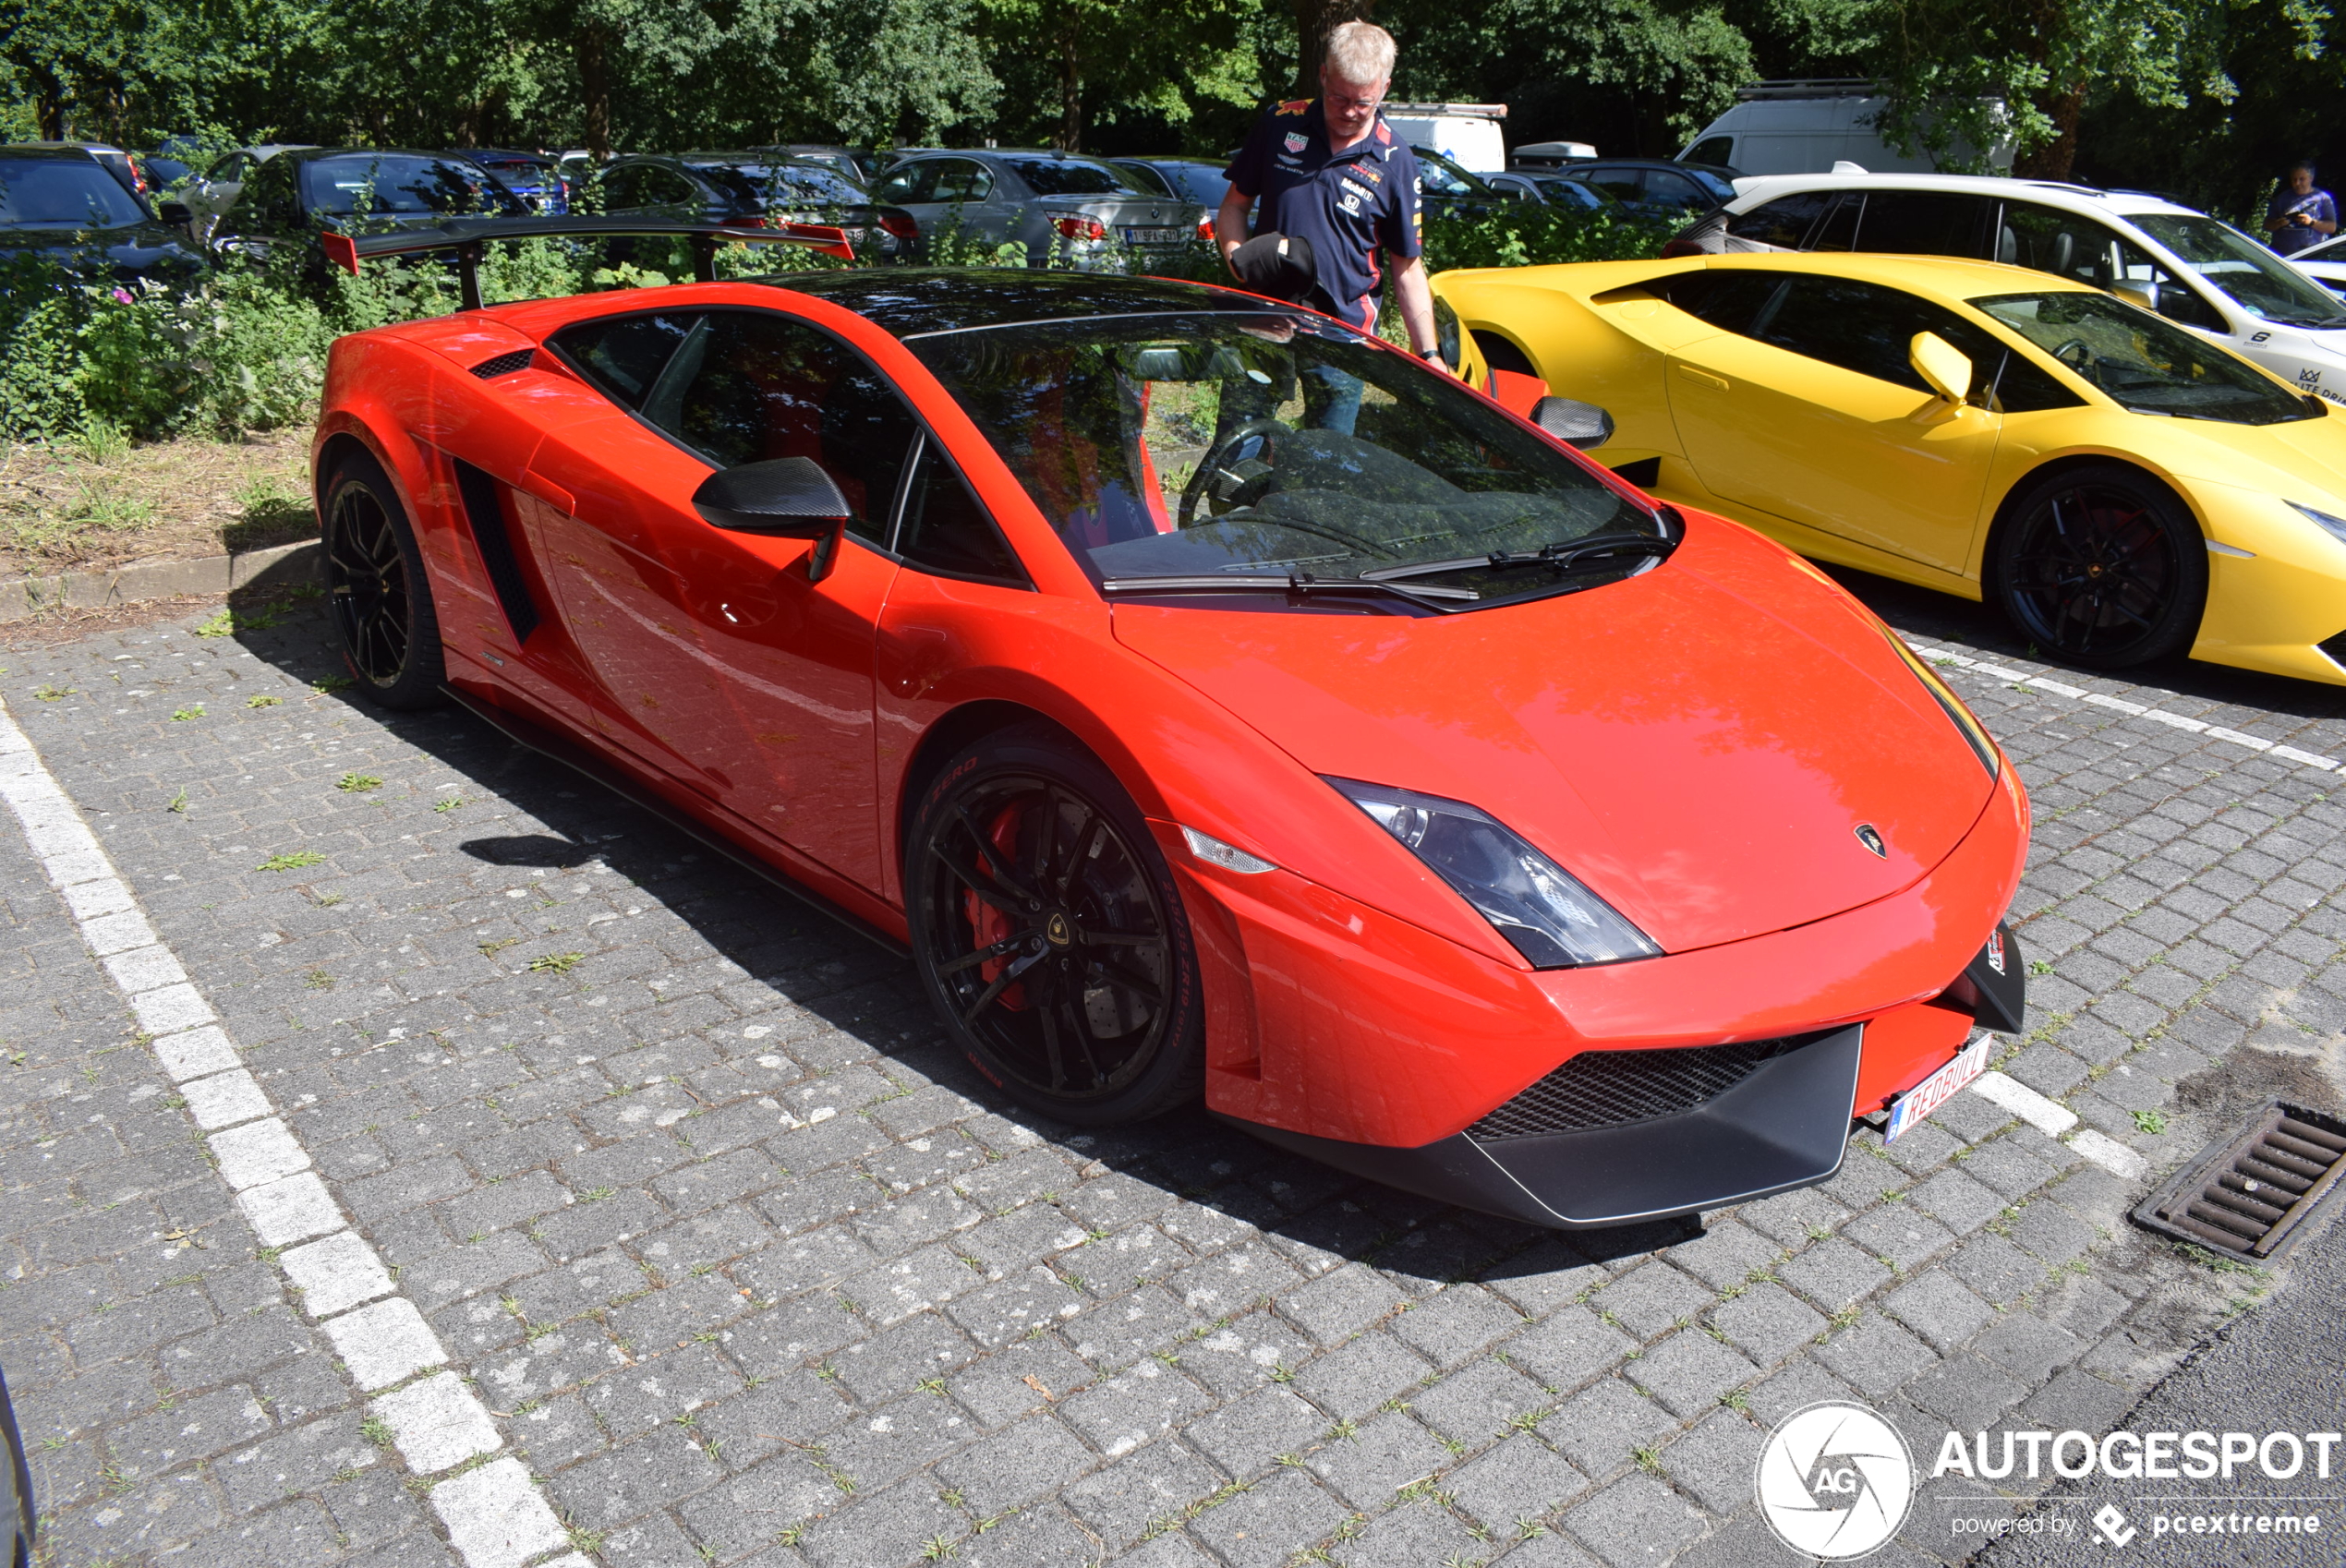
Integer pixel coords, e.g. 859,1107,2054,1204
528,951,585,974
256,850,325,872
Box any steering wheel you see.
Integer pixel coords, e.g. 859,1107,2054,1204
1178,418,1286,529
2051,338,2097,370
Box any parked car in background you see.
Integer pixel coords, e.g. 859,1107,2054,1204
2288,232,2346,302
181,143,316,241
581,152,916,260
463,149,569,212
0,143,204,281
1484,170,1614,211
24,140,148,199
207,148,526,266
1110,157,1233,212
135,135,212,191
1552,158,1740,222
867,150,1204,269
1680,78,2013,176
1409,146,1516,221
1667,172,2346,404
2,1363,32,1568
760,144,881,185
1511,140,1598,169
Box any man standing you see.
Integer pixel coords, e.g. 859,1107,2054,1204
2266,161,2338,256
1216,20,1451,376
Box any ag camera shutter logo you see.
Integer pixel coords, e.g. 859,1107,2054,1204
1755,1401,1917,1559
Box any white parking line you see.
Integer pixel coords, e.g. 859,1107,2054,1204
0,694,586,1568
1912,643,2344,772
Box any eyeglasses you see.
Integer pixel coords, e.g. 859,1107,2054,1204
1325,90,1384,113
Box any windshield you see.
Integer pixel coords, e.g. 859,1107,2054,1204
1010,158,1150,197
697,162,867,205
300,155,524,217
1972,291,2316,424
1412,152,1491,197
0,159,146,227
908,312,1661,609
2130,213,2346,329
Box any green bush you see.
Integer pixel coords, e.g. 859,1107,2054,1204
1421,204,1676,273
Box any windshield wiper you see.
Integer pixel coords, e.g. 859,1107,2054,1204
1097,573,1477,608
1356,531,1678,585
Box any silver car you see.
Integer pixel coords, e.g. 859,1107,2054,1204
869,150,1204,270
181,144,316,242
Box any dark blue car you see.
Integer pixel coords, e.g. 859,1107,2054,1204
0,144,204,283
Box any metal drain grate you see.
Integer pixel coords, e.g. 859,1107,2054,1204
1464,1036,1803,1141
2131,1102,2346,1262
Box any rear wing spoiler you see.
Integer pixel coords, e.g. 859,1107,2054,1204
320,216,856,309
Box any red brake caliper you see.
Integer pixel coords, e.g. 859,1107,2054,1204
963,802,1030,1011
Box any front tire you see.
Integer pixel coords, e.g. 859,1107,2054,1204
906,725,1204,1127
323,449,446,709
1991,464,2206,670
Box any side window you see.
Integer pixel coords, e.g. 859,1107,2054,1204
643,166,697,205
1644,170,1707,210
1808,192,1860,251
550,312,698,408
233,161,298,228
931,160,995,202
1651,271,1790,334
872,163,937,204
590,165,643,210
1580,165,1645,205
1724,192,1836,249
2000,203,2122,288
2115,238,2227,332
894,436,1028,585
1852,192,1995,258
650,311,919,545
1752,277,1965,393
1685,137,1735,167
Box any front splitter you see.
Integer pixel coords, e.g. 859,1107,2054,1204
1221,1024,1864,1230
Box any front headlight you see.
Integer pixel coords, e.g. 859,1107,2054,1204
2288,500,2346,546
1326,778,1661,968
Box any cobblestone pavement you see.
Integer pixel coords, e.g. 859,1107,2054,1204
3,573,2344,1568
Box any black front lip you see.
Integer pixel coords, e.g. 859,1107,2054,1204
1220,1023,1864,1230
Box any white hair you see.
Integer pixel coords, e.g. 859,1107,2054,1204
1323,20,1397,86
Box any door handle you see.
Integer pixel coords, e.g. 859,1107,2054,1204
518,470,574,515
1676,366,1730,392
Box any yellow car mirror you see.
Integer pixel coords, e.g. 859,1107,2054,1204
1909,332,1974,404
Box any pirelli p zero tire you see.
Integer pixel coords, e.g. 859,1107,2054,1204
323,448,447,709
1992,464,2207,671
907,725,1204,1127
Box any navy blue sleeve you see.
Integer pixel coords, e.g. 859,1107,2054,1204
1225,114,1275,199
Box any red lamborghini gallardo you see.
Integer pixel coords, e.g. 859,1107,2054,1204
312,222,2029,1229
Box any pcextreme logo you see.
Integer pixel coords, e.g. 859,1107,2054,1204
1755,1401,1917,1560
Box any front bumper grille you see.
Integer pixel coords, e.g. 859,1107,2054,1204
1466,1036,1805,1141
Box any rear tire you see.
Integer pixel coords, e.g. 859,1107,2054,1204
906,725,1204,1127
322,449,447,709
1991,464,2206,670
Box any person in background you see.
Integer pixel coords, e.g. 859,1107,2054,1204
1216,18,1453,406
2266,161,2338,256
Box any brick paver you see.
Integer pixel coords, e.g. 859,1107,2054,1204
5,573,2343,1566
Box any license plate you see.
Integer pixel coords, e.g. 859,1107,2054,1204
1122,226,1183,246
1886,1036,1990,1140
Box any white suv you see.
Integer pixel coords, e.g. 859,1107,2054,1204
1669,173,2346,406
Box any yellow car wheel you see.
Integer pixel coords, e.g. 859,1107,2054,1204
1991,464,2208,669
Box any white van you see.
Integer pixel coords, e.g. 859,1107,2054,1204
1679,79,2013,177
1380,103,1508,175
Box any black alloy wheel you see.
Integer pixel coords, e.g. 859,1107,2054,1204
1993,464,2207,670
908,726,1203,1126
323,452,446,709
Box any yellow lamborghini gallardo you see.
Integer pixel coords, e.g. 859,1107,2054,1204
1434,251,2346,683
